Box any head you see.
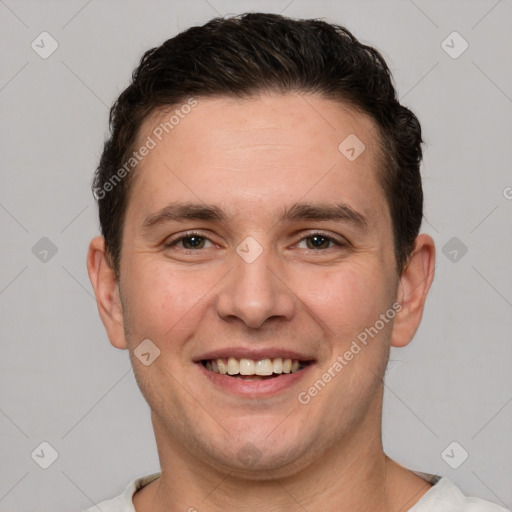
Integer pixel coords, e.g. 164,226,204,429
88,13,435,478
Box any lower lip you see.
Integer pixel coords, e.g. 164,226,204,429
197,363,313,398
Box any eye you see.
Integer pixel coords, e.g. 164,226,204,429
296,233,345,250
165,232,216,250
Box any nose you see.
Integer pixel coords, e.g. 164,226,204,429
215,245,296,329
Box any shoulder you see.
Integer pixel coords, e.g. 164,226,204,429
411,476,510,512
82,473,161,512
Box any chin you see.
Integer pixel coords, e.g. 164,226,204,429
197,427,318,479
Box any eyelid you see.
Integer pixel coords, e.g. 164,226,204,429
295,230,348,247
164,230,218,247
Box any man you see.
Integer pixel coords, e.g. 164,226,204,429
86,12,507,512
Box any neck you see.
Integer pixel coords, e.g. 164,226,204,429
133,405,431,511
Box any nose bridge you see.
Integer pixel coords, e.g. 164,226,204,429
215,238,295,329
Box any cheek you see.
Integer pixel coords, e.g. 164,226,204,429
297,263,392,336
120,258,222,343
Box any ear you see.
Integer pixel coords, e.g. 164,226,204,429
391,233,436,348
87,236,127,349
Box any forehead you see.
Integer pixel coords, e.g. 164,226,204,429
128,93,388,229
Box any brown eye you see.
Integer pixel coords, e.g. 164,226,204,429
305,235,333,250
181,235,207,249
165,233,215,250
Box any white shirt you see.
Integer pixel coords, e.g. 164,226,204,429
84,472,510,511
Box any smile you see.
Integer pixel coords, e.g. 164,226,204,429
202,357,307,379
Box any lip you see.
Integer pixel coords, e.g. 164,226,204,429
193,347,313,363
196,360,314,398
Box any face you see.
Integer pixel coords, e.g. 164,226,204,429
93,93,416,477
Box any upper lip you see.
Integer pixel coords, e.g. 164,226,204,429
193,347,315,363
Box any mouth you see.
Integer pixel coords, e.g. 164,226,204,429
195,349,315,397
202,357,310,381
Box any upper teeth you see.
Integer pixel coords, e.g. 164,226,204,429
205,357,302,376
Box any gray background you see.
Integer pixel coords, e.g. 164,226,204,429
1,0,511,510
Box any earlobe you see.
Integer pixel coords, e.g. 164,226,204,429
391,234,436,348
87,236,127,350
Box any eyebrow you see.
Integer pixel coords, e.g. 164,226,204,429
141,203,227,232
141,201,368,233
280,202,368,231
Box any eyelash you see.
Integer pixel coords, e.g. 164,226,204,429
165,231,218,250
164,230,347,251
